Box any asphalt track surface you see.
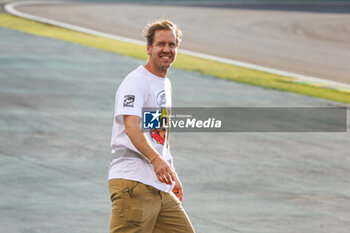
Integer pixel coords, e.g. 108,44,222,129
1,24,350,233
13,1,350,84
1,2,350,233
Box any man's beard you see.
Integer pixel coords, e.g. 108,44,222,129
156,63,168,72
153,55,171,72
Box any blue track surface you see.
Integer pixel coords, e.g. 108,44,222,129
1,26,350,233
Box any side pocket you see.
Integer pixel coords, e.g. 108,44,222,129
109,179,127,215
110,180,148,225
127,182,145,224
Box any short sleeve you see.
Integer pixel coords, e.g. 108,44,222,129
114,76,148,124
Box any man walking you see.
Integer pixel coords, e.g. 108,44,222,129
108,20,196,233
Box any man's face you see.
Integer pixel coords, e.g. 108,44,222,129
147,29,177,73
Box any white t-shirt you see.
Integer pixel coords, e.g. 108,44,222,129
108,65,174,192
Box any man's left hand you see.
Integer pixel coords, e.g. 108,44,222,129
172,176,184,202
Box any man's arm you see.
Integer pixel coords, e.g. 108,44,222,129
124,115,176,185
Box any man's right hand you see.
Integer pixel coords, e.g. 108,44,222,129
151,155,176,185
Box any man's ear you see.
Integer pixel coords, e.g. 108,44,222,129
146,43,151,55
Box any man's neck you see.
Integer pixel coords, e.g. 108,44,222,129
144,63,167,78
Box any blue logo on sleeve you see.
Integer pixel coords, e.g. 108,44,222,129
143,110,161,129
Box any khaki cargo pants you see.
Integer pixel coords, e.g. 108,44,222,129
108,179,196,233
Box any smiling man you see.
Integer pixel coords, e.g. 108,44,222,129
108,20,196,233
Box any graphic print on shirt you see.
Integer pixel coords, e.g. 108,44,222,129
150,91,169,146
123,95,135,107
156,90,166,107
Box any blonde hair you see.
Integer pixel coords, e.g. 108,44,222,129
144,20,183,47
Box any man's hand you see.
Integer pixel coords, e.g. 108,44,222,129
124,115,176,185
124,115,175,186
152,155,176,185
172,176,184,202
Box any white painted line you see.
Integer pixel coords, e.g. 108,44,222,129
5,0,350,91
4,1,146,46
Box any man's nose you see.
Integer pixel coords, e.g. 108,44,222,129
162,45,170,53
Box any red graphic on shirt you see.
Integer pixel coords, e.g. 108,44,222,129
150,108,169,146
150,129,165,145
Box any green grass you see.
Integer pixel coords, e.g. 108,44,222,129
0,13,349,104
